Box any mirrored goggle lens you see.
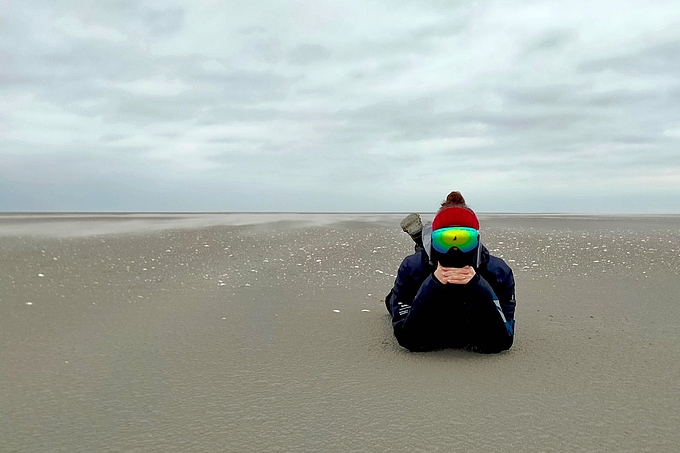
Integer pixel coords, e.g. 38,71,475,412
431,227,479,253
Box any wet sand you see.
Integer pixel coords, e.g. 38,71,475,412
1,213,680,452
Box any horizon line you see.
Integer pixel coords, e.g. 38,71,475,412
2,211,680,217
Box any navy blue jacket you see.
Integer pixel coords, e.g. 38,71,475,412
386,245,516,352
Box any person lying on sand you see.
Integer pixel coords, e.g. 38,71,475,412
385,191,516,353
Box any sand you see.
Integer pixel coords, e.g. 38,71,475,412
1,213,680,452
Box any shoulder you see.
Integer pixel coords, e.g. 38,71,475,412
400,248,428,269
398,248,431,277
481,251,514,283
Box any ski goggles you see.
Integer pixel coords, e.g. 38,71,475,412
431,227,480,254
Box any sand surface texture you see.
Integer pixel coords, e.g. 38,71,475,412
1,214,680,452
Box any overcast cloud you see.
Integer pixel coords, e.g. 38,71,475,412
1,0,680,213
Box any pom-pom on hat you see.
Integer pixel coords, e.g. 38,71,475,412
432,207,479,231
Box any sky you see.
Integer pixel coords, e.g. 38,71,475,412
1,0,680,213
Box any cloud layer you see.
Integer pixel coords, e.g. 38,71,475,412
2,0,680,212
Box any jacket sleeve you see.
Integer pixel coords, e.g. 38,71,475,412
387,255,440,351
496,267,516,322
484,260,516,339
483,256,517,322
391,273,449,352
386,256,421,317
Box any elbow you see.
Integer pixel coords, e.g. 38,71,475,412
398,338,421,353
394,330,414,351
394,329,431,352
399,341,428,353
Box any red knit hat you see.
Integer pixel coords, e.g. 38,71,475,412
432,207,479,231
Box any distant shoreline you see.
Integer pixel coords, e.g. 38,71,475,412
2,211,680,217
2,212,680,239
